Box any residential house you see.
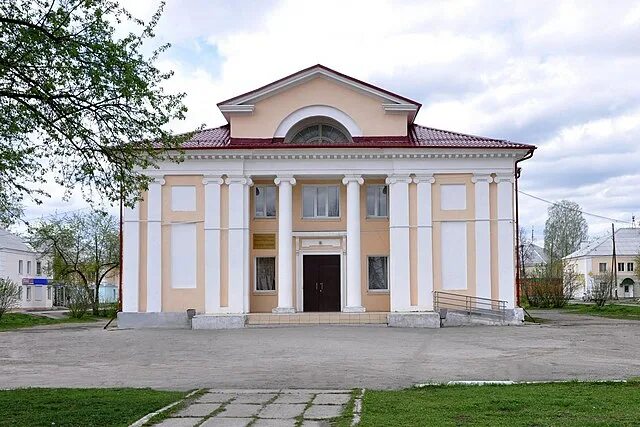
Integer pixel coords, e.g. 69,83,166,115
118,65,536,329
522,242,549,277
564,228,640,299
0,229,53,309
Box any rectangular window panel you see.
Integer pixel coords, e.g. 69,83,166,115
254,186,265,217
599,263,607,273
441,221,468,290
255,257,276,291
27,261,31,275
303,186,340,218
303,187,315,217
171,186,196,211
368,256,388,290
36,261,42,276
18,260,23,274
618,262,625,272
171,223,197,289
628,263,634,272
265,186,276,217
47,286,51,300
26,286,31,300
317,186,327,217
328,186,339,217
367,185,388,217
440,184,467,210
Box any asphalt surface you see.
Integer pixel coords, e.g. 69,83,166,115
1,311,638,390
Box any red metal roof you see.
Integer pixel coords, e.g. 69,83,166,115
168,124,535,150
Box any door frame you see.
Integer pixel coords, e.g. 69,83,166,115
294,233,346,312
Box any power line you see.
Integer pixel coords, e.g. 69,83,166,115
518,190,632,224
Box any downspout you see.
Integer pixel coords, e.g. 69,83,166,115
514,148,535,307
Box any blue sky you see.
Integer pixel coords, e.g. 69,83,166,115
21,0,640,241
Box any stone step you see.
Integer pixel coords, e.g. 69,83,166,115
246,312,389,326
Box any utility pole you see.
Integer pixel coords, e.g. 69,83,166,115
611,223,617,299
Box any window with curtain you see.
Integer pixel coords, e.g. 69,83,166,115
302,185,339,218
255,257,276,291
254,186,276,218
368,256,389,291
366,185,388,217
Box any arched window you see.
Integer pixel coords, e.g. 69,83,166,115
286,118,351,144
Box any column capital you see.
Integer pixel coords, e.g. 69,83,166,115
413,174,435,184
202,175,224,185
225,175,253,186
148,176,165,186
493,173,514,184
274,175,297,186
385,174,412,185
342,175,364,185
471,173,494,184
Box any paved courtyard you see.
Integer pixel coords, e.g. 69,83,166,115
1,310,639,390
152,389,351,427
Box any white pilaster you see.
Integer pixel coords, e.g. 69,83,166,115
342,175,365,312
225,175,252,314
122,202,140,312
273,175,296,314
386,174,412,312
203,176,223,313
473,174,493,301
146,177,165,312
495,173,516,308
413,174,435,310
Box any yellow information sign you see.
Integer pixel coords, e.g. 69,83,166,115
253,233,276,250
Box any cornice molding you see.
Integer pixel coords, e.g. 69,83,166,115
176,152,521,161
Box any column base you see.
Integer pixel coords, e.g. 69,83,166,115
272,307,296,314
343,306,366,313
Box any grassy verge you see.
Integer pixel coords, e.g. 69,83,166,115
0,388,186,427
359,381,640,426
144,389,205,425
0,313,99,331
562,303,640,320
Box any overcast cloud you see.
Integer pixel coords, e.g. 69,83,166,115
20,0,640,241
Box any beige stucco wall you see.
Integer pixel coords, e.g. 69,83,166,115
229,77,409,138
431,174,477,297
161,176,206,312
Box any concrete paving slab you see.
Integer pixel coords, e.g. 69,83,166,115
175,403,220,417
301,421,331,427
252,419,297,427
200,418,253,427
155,417,203,427
196,392,237,403
232,393,276,404
313,393,351,405
258,403,307,419
304,404,343,420
217,403,262,418
273,393,314,403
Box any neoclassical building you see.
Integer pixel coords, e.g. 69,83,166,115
119,65,535,328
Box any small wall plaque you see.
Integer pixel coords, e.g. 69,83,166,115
253,233,276,250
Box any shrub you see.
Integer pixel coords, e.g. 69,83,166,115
66,284,90,318
0,277,21,320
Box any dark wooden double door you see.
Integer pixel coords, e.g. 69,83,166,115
303,255,340,312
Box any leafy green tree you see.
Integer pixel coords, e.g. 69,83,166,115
0,0,193,225
29,211,119,316
544,200,589,268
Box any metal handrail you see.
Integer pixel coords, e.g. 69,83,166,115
433,290,507,321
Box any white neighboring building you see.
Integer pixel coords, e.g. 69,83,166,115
564,228,640,299
0,229,53,309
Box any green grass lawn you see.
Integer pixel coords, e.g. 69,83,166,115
0,388,186,427
563,303,640,320
359,382,640,426
0,312,99,331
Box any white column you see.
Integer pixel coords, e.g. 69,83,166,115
225,175,252,314
473,174,493,300
273,176,296,313
386,174,412,312
343,175,365,312
146,176,164,312
495,173,516,308
413,174,435,310
122,202,140,312
203,176,223,313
